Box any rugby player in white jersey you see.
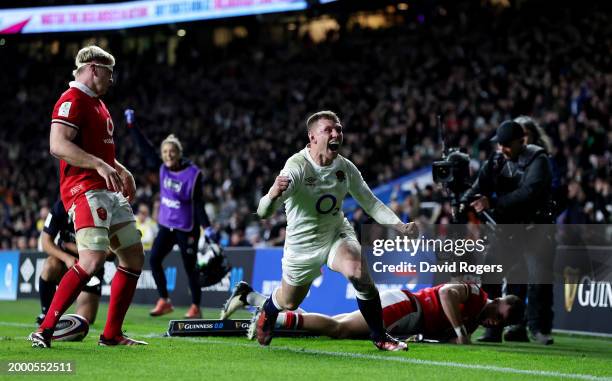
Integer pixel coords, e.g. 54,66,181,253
254,111,417,351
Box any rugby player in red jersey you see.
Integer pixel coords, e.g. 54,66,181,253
30,46,146,348
223,281,523,344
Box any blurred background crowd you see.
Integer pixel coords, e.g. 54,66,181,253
0,0,609,250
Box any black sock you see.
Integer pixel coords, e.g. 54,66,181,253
356,293,385,339
39,276,57,315
263,297,280,317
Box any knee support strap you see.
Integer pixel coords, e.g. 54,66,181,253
76,227,110,252
109,222,142,251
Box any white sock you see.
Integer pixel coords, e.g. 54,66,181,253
246,290,267,307
275,313,287,328
271,287,283,310
274,311,303,329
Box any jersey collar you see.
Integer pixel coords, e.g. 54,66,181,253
304,144,337,169
69,81,98,98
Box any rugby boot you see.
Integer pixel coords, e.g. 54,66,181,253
29,329,53,349
220,281,253,319
185,304,202,319
373,333,408,351
98,333,148,346
149,298,174,317
530,331,554,345
254,308,277,346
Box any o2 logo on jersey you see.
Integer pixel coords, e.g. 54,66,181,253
316,194,340,215
106,118,114,136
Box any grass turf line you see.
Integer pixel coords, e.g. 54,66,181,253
1,300,610,381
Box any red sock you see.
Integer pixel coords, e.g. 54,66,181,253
283,311,304,330
39,264,91,332
103,266,141,339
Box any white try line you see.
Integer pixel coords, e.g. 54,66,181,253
163,336,612,381
2,322,610,381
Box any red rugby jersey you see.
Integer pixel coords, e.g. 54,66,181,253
407,282,488,340
51,81,115,207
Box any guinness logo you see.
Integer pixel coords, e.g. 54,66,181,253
564,266,580,312
177,323,185,330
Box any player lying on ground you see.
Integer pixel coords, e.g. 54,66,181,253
255,111,418,351
222,281,524,344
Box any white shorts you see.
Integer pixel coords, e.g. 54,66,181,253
281,218,359,286
68,190,135,231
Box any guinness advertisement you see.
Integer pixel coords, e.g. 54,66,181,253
168,319,251,336
554,244,612,335
167,319,309,337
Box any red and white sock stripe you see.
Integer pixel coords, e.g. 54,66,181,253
283,311,303,330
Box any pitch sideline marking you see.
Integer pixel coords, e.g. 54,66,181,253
2,322,610,381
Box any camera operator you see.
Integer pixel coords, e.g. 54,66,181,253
465,119,555,345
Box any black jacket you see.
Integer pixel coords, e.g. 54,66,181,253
466,144,553,223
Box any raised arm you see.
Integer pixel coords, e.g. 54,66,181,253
257,175,292,219
125,109,162,169
347,161,418,236
257,161,300,219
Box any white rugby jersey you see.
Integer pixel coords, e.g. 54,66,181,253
258,146,401,251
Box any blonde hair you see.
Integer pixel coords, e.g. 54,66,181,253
161,134,183,156
306,110,341,132
72,45,115,78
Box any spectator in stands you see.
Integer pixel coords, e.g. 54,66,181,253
134,203,158,251
0,0,609,250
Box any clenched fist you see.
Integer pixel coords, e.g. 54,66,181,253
269,175,291,200
395,221,420,239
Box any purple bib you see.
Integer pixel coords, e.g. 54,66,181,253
158,163,200,231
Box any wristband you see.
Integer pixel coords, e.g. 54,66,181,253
454,325,468,337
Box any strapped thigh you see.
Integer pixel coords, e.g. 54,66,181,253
109,222,142,252
76,227,110,252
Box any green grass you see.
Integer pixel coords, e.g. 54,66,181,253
1,300,611,381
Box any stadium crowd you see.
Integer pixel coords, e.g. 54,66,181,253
0,1,609,250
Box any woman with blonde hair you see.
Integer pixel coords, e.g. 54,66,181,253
125,109,211,319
